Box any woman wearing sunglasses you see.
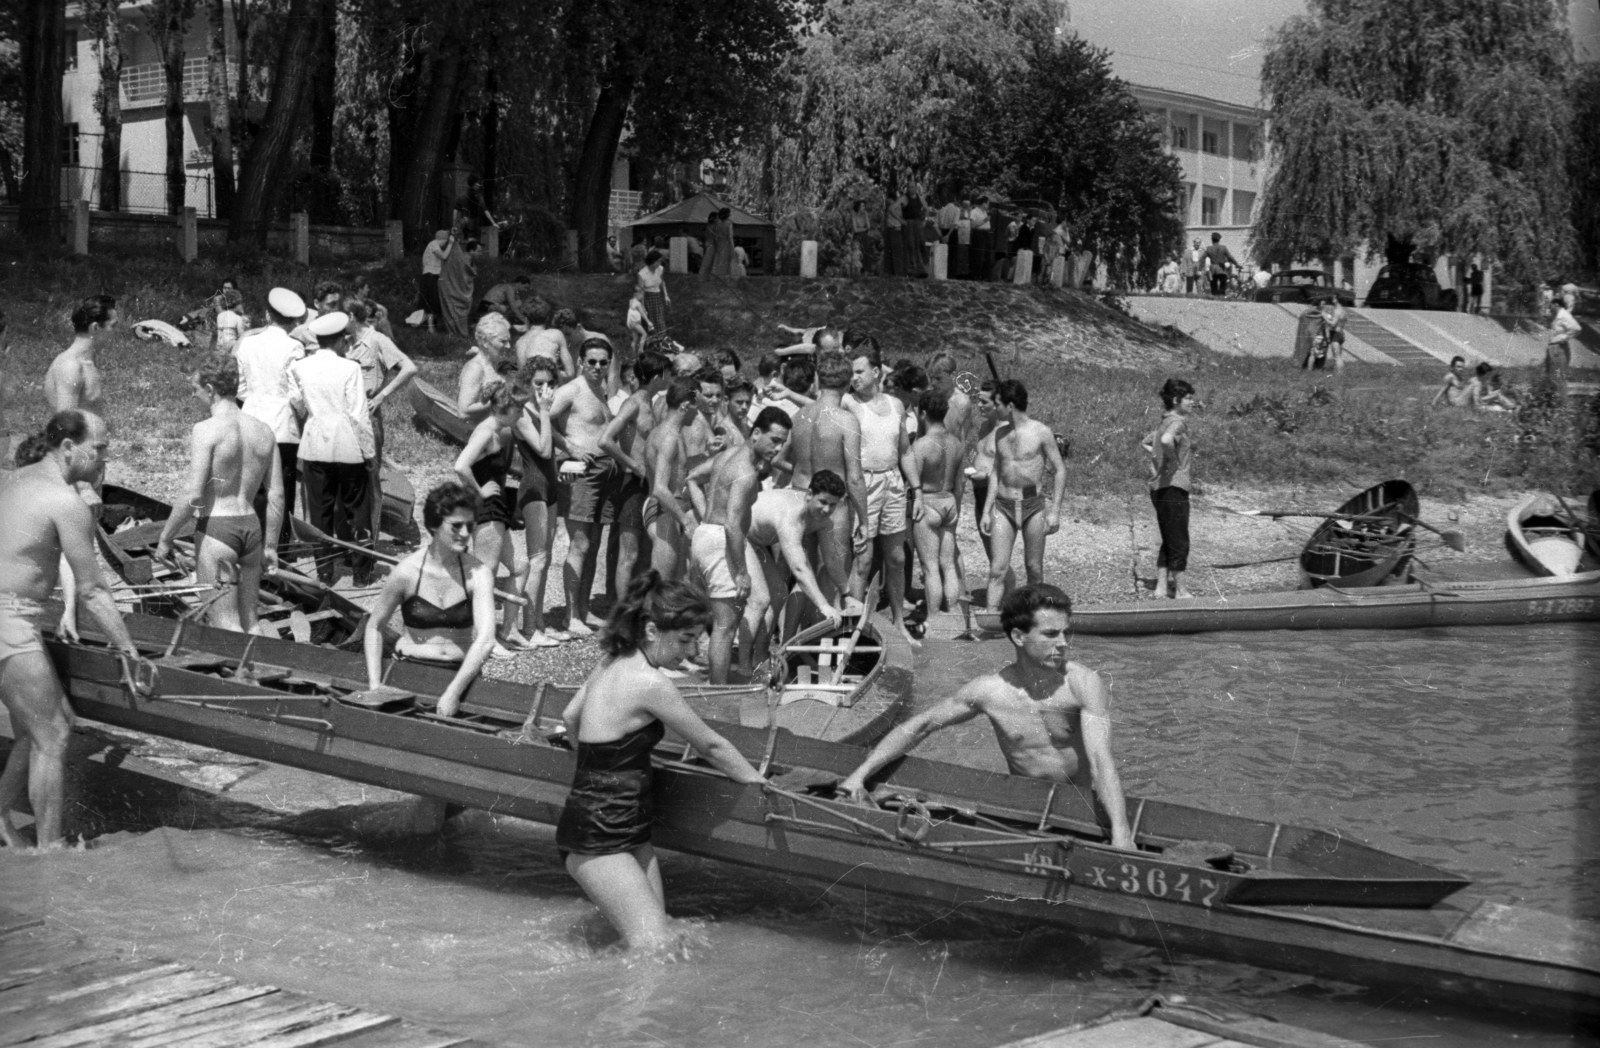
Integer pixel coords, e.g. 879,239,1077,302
363,481,497,717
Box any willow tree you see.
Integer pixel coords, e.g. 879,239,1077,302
1253,0,1575,284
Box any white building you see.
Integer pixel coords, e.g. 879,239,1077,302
60,1,243,216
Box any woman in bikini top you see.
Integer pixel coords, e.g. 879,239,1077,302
363,481,497,717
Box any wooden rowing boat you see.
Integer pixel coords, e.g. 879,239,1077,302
407,378,475,445
1505,492,1600,577
42,612,1600,1020
1299,480,1417,589
96,485,378,649
1064,572,1600,634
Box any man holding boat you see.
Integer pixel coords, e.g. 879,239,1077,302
839,583,1135,851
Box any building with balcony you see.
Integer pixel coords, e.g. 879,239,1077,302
60,2,246,216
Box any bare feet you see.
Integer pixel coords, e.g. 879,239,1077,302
566,619,596,638
896,622,923,649
525,630,562,648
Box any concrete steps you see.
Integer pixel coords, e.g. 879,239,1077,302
1342,311,1439,365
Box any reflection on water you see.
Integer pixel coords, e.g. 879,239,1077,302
0,623,1594,1047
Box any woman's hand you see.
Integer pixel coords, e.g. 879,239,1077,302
480,480,502,500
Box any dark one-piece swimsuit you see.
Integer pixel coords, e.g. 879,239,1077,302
398,548,473,667
472,440,517,527
556,717,666,859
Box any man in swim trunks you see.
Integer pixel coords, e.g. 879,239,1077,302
44,295,118,515
839,583,1134,851
844,338,919,647
155,357,285,634
909,389,968,617
599,349,672,596
643,380,700,576
980,379,1065,609
745,473,848,647
552,338,618,635
0,410,144,849
789,351,868,610
686,406,794,683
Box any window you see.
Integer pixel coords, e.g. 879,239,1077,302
60,123,80,166
1232,123,1256,161
1201,185,1226,226
1231,190,1255,226
63,29,77,71
1202,118,1227,156
1182,182,1196,223
1170,114,1194,151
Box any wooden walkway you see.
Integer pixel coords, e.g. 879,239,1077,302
0,907,488,1048
998,996,1373,1048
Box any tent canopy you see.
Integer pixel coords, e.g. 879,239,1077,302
628,192,774,229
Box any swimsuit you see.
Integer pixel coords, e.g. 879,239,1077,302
606,472,647,531
193,514,263,560
0,596,44,666
472,441,516,527
690,523,766,602
919,490,959,528
564,460,619,525
993,485,1048,530
515,428,559,510
643,492,691,531
400,550,473,631
556,717,666,858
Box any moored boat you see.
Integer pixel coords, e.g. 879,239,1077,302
1505,492,1600,577
407,378,475,445
1065,572,1600,635
42,609,1600,1020
1300,480,1417,589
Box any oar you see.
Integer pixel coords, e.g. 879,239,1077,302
1397,512,1467,553
291,520,527,606
1239,504,1467,554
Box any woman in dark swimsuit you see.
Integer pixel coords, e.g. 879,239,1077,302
559,572,766,950
363,482,496,717
455,380,532,653
515,357,564,647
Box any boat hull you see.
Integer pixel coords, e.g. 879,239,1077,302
40,616,1599,1021
1071,573,1600,635
1300,480,1418,589
407,379,476,445
1505,492,1600,577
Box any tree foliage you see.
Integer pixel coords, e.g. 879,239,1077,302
1570,62,1600,277
1253,0,1575,283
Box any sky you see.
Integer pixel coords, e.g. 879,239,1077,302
1067,0,1600,109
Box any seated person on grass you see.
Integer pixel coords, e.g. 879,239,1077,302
1472,362,1518,411
1430,357,1474,408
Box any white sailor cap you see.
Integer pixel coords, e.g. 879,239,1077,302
308,311,350,337
267,287,306,319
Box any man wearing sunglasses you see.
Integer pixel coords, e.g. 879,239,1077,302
550,338,621,635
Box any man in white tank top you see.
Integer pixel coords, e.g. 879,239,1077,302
844,338,919,648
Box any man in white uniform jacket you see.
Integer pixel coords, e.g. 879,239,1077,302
289,312,376,585
236,287,306,542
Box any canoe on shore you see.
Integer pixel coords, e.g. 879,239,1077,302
407,378,475,445
1066,572,1600,635
44,610,1600,1021
1505,491,1599,577
1300,480,1418,589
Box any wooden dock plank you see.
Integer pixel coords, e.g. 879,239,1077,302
116,997,343,1048
0,961,187,1016
1007,1016,1221,1048
137,1001,354,1048
18,984,280,1048
0,970,238,1046
244,1010,401,1048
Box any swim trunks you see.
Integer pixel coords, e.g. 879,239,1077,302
193,514,264,560
643,492,691,532
564,461,619,525
0,597,44,666
606,472,647,531
993,489,1049,531
919,490,959,528
862,468,908,538
556,718,666,858
690,523,764,602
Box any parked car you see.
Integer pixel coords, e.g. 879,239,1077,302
1253,269,1355,307
1364,263,1459,311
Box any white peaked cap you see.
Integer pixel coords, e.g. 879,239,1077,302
268,287,306,318
308,311,350,337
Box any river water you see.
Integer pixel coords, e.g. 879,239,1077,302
2,623,1596,1047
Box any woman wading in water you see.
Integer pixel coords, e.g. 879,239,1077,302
558,572,765,950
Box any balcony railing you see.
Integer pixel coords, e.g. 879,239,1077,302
120,57,240,108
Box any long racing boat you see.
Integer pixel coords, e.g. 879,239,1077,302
41,609,1599,1022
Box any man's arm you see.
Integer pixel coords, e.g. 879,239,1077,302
650,436,695,531
1040,421,1066,534
53,497,138,656
778,515,839,620
898,406,921,522
599,398,646,476
371,336,417,409
685,454,717,521
723,470,760,601
1071,665,1134,850
264,441,285,573
840,415,869,540
839,685,986,796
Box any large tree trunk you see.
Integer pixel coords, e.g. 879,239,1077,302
90,0,124,212
397,40,466,246
385,19,424,223
571,67,634,272
207,0,234,219
481,68,499,215
162,35,186,214
306,0,337,221
19,0,67,241
230,0,324,244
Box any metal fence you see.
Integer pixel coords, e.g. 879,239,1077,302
59,165,215,218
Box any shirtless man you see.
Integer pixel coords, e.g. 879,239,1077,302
598,349,673,594
460,312,513,422
845,340,919,645
980,379,1065,606
746,473,847,634
0,411,144,849
909,390,968,617
839,584,1133,851
515,299,573,377
1430,356,1473,408
789,351,867,609
154,358,285,634
686,407,793,684
44,295,118,513
684,366,735,461
643,380,700,576
551,338,617,634
926,351,973,445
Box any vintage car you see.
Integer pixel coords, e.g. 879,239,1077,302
1365,263,1460,311
1253,269,1355,306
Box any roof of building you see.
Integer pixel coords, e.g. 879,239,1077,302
628,192,774,228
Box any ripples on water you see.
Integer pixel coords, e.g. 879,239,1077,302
1,623,1595,1047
